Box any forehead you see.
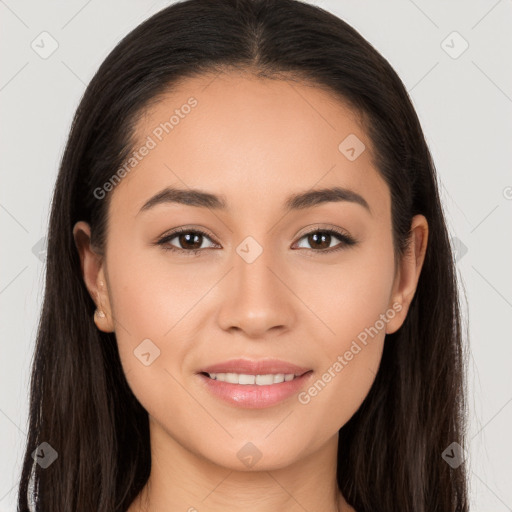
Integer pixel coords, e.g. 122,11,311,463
110,71,389,219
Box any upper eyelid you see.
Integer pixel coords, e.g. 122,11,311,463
295,223,350,238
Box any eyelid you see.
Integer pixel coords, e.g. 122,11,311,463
294,223,351,239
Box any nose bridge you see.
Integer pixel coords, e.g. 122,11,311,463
216,233,295,336
235,233,282,304
236,236,276,294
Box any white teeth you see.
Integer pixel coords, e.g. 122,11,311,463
207,372,297,385
271,374,284,384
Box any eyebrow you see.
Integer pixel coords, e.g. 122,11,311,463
138,185,371,215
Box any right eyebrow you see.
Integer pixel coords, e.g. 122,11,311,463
138,187,227,215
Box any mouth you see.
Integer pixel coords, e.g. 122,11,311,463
196,368,314,409
197,358,312,378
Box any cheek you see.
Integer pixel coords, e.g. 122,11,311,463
103,245,208,390
296,237,395,426
105,253,205,436
302,232,396,345
106,242,215,337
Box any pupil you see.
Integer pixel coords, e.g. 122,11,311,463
310,232,330,249
180,233,201,249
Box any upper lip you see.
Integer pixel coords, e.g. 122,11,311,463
198,358,312,376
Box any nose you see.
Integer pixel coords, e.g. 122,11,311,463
216,241,297,339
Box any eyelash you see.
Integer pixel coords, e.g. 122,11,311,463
156,226,357,256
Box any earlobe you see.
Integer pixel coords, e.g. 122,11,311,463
72,221,115,333
91,277,115,333
385,214,429,335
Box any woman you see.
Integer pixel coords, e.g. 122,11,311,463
17,0,469,510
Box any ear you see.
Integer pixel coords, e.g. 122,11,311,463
385,214,429,334
72,221,115,333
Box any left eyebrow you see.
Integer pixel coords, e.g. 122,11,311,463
283,186,371,215
137,185,371,216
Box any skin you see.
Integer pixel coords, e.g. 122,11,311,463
73,70,428,512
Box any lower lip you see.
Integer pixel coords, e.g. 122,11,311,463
197,371,313,409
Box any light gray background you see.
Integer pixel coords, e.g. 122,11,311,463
1,0,511,510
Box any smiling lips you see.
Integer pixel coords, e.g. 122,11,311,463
197,358,314,408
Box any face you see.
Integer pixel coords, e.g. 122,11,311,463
75,70,427,472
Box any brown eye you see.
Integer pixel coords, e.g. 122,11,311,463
295,229,357,253
157,228,218,255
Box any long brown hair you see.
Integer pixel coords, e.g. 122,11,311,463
17,0,469,510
